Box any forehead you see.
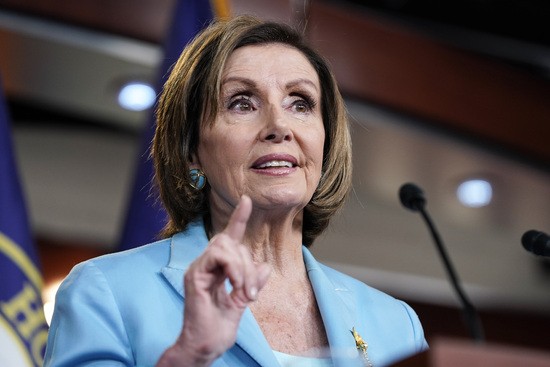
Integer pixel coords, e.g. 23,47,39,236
222,43,319,88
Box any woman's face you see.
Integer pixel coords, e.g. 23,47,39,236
196,43,325,215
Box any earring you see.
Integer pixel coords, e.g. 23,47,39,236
189,168,206,190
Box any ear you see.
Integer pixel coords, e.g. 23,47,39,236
189,152,201,170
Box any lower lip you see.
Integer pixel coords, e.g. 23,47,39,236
252,166,297,176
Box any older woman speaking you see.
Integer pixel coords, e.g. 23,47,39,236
44,15,427,367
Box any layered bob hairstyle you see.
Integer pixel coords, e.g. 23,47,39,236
153,15,352,246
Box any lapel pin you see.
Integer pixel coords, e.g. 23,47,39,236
351,327,373,367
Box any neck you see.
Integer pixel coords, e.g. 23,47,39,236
209,203,306,273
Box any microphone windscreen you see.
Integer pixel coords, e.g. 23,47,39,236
522,230,550,256
399,183,426,211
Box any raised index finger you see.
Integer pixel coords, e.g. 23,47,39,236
224,195,252,242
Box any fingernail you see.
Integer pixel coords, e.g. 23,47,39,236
249,286,257,300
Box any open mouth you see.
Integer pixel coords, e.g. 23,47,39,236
255,160,295,169
251,154,298,170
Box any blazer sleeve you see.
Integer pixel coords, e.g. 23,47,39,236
44,261,134,367
399,300,429,352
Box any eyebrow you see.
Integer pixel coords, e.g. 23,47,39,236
285,78,319,92
222,76,256,89
222,76,319,93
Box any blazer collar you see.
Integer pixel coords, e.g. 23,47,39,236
303,247,364,367
160,221,362,367
159,219,207,297
160,220,279,367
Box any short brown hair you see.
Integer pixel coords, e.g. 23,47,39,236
153,15,352,246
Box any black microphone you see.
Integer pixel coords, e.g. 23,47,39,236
522,230,550,257
399,183,426,211
399,183,485,343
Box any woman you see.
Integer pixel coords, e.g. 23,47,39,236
44,15,427,367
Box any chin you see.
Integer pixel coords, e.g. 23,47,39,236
256,190,310,210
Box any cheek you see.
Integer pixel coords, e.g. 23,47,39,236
306,128,325,165
199,130,250,170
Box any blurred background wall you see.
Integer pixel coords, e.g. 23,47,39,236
1,0,549,352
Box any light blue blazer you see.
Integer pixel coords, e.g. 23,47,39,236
44,220,427,367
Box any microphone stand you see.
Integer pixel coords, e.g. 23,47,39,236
416,205,485,343
400,183,485,343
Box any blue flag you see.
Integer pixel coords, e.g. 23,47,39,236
117,0,229,251
0,76,49,366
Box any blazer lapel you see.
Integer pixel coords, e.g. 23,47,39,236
161,220,209,298
159,220,278,367
303,247,364,367
160,222,365,367
233,308,280,367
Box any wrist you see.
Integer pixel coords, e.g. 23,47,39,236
157,328,221,367
156,342,217,367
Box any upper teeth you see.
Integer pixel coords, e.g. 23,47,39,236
257,160,293,168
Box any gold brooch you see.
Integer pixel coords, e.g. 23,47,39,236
351,327,373,367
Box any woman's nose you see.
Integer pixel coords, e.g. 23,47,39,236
261,106,293,143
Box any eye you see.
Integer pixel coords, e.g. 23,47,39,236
290,94,316,114
293,100,310,113
228,95,255,112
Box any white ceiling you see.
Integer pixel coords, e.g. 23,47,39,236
3,9,550,317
